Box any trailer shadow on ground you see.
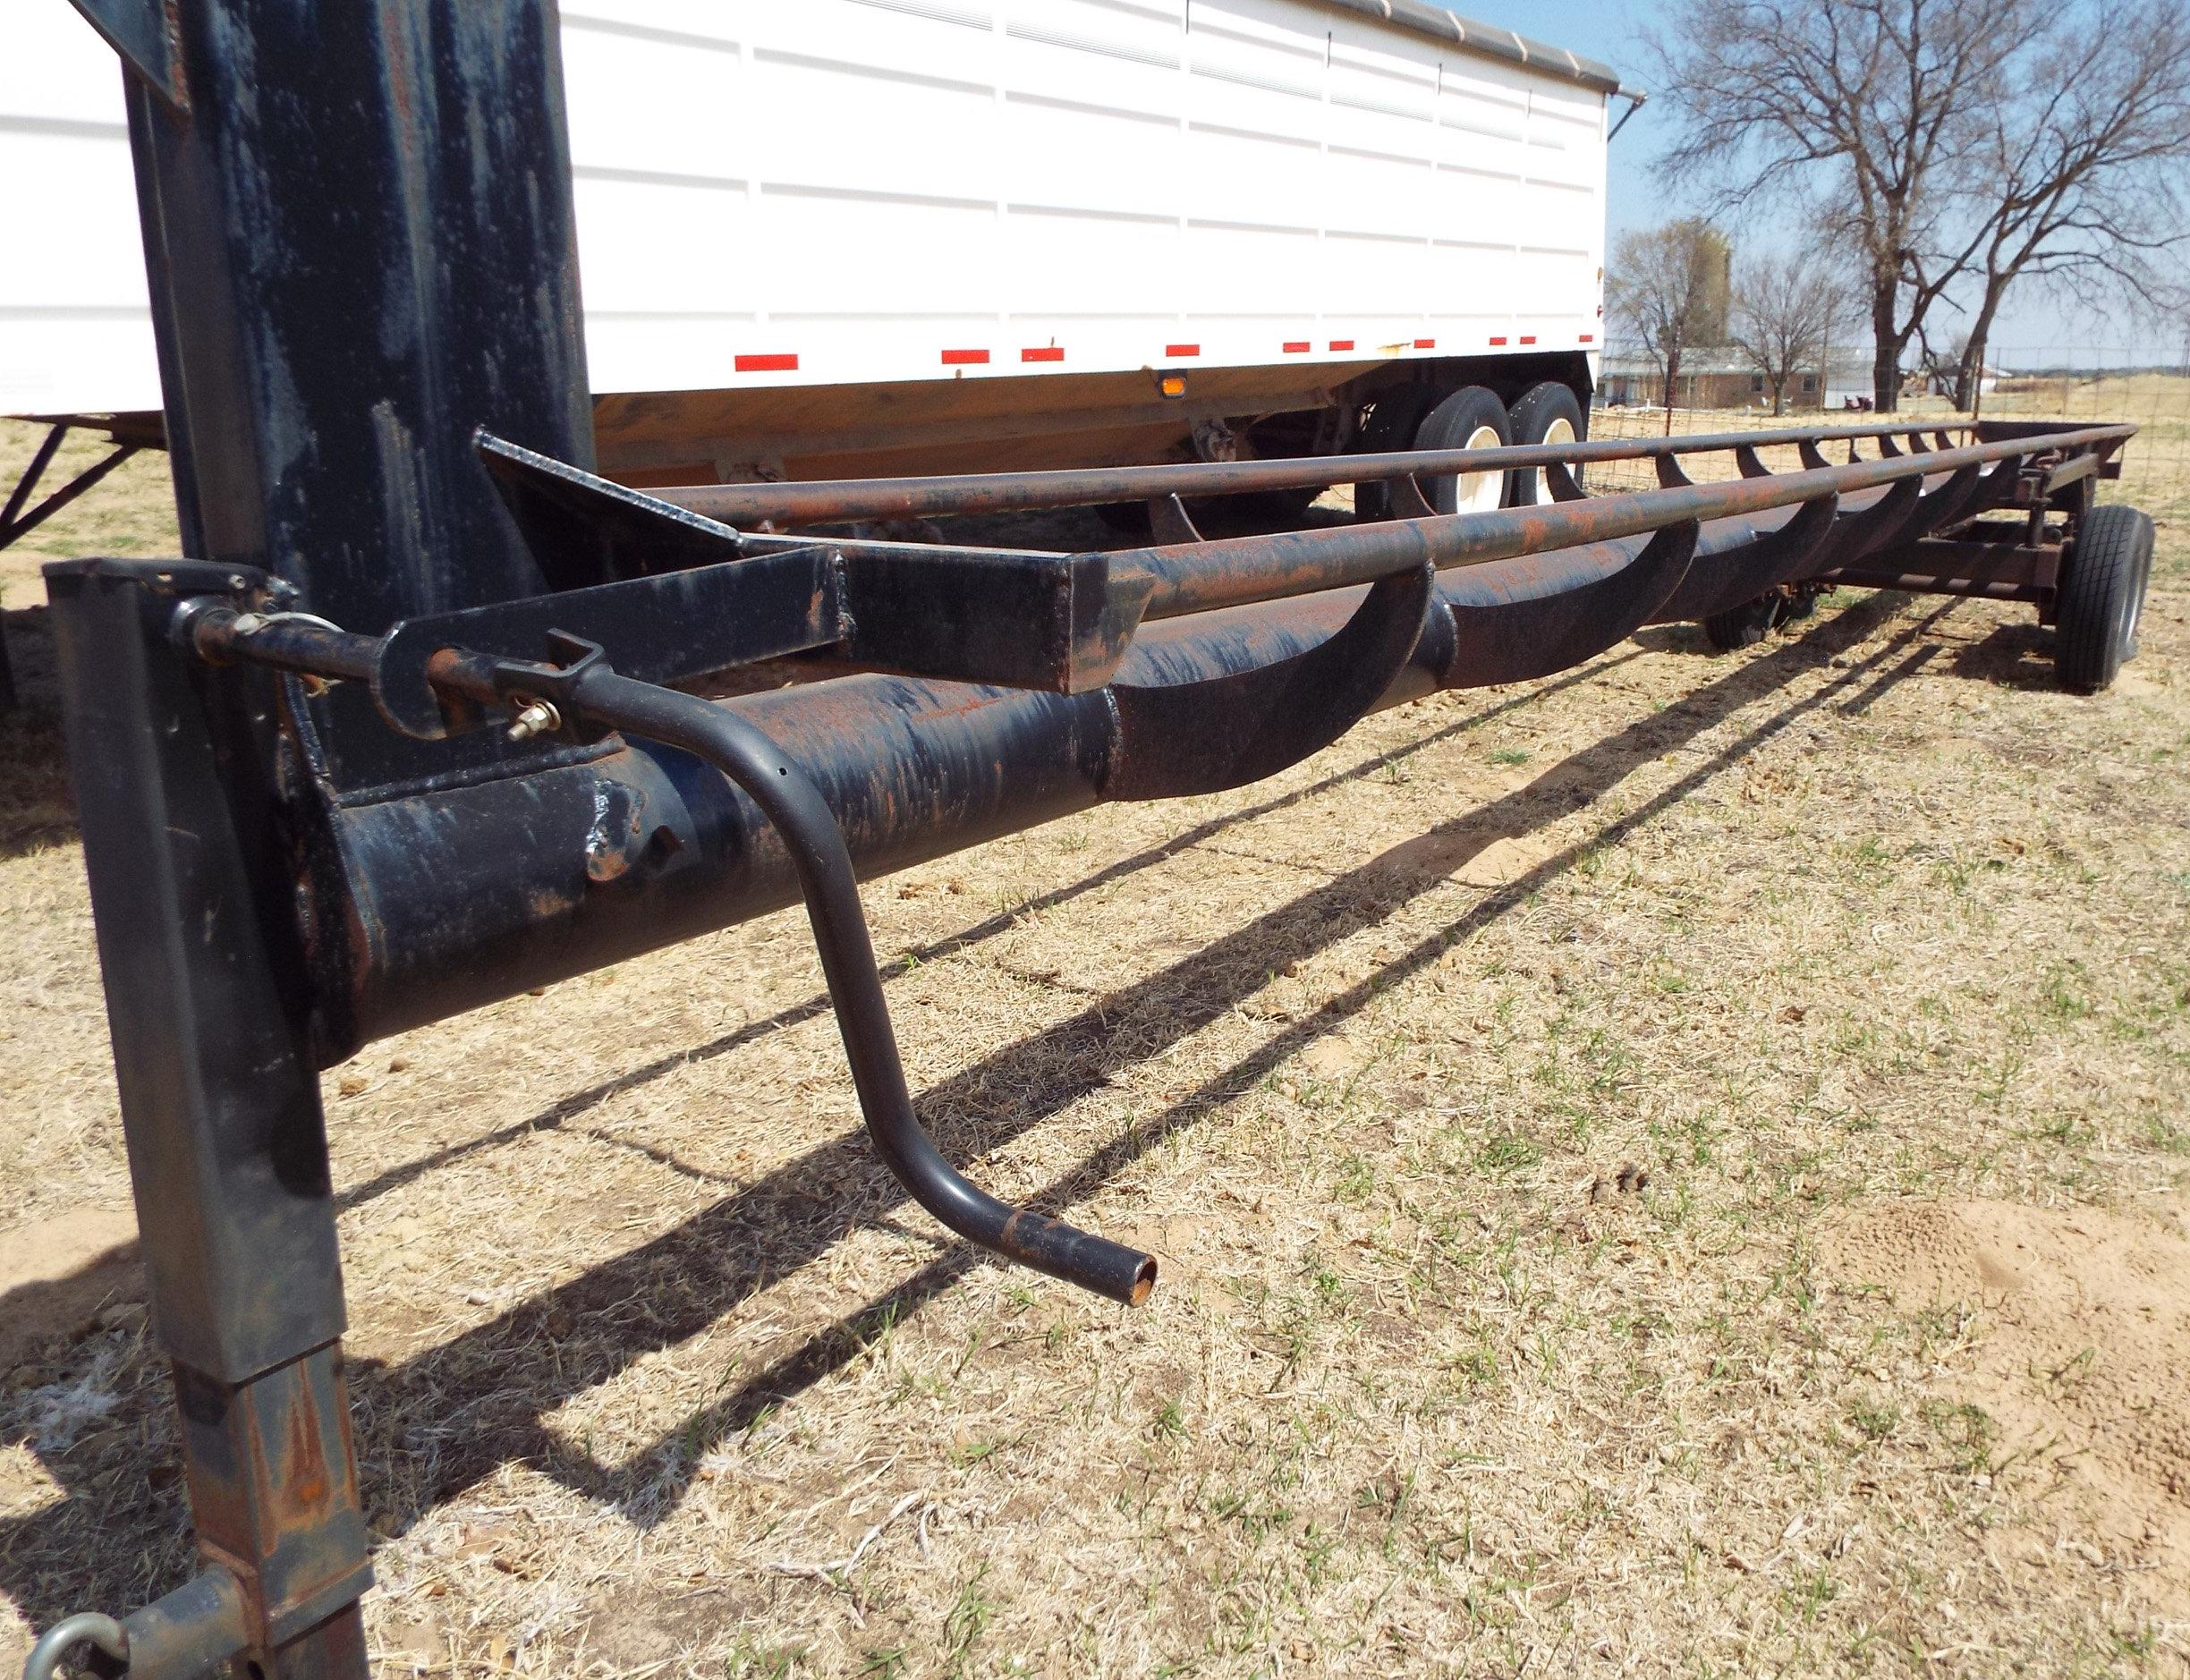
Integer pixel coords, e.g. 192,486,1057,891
1945,617,2084,692
0,591,1955,1639
1637,595,2065,697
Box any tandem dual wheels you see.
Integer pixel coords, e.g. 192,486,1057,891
1702,504,2157,696
1702,586,1819,653
1354,378,1587,519
1107,378,1592,535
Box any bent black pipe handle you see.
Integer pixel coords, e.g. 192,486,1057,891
563,666,1157,1307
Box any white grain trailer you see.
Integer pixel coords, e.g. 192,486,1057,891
1,0,1633,520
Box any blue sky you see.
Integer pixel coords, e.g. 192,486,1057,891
1462,0,2120,354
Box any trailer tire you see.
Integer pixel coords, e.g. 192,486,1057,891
1504,381,1586,505
2125,518,2153,661
2054,503,2153,693
1413,386,1510,516
1703,594,1780,650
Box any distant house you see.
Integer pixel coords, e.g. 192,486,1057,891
1918,361,2002,398
1599,349,1827,411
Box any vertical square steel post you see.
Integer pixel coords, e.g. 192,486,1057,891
48,558,372,1674
47,0,596,1668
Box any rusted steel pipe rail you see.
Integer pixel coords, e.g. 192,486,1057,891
494,423,2131,631
1818,572,2048,603
654,418,2109,530
1106,427,2130,620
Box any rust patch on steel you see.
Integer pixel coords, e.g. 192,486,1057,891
277,1372,333,1522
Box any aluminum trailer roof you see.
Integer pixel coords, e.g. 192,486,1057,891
1314,0,1630,96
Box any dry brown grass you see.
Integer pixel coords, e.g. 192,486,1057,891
4,419,2190,1676
0,423,181,604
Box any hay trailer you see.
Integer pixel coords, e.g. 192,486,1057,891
19,1,2152,1677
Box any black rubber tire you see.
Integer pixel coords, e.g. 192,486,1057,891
1351,389,1433,522
2125,517,2153,661
1413,386,1510,515
1503,380,1587,505
1703,594,1781,650
2054,504,2154,693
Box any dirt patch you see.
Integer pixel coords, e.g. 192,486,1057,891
0,1210,140,1377
1820,1197,2190,1608
1372,822,1553,887
580,1586,758,1669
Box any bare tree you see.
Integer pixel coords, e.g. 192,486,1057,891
1608,219,1731,430
1651,0,2032,411
1729,251,1846,413
1913,326,1971,399
1943,0,2190,406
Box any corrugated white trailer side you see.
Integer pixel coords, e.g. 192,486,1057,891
1,0,1626,488
0,5,160,415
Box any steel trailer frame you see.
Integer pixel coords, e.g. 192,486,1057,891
19,1,2148,1676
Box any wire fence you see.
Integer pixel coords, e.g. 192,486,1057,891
1585,347,2189,582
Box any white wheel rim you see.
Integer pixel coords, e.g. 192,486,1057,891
1524,415,1577,504
1454,422,1503,514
